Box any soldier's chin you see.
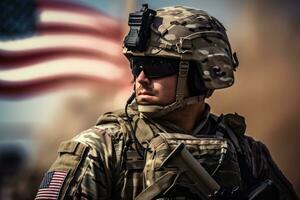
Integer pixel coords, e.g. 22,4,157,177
136,99,155,105
136,97,157,105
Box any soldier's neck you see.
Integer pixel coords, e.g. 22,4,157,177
162,101,206,133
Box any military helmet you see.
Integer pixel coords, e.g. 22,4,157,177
123,5,239,117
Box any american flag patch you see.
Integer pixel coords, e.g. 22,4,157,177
35,170,68,200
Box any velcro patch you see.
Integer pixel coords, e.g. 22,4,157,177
35,170,68,200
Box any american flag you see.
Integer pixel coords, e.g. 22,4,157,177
35,170,68,200
0,0,130,98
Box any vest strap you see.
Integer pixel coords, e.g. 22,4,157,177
135,171,177,200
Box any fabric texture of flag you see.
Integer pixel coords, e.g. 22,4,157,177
35,170,68,200
0,0,130,98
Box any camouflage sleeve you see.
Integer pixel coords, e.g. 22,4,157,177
35,125,126,200
246,137,299,200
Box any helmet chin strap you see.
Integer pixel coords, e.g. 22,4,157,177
137,60,203,118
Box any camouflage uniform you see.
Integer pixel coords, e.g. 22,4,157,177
34,104,298,200
35,5,298,200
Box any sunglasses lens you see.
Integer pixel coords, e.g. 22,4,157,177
131,57,179,79
132,64,142,77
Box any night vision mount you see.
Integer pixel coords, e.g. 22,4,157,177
124,4,156,51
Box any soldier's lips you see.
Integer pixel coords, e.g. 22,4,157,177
136,91,156,104
137,91,155,96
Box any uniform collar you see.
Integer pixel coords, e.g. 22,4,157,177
140,103,212,135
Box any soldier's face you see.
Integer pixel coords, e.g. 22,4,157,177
135,70,177,105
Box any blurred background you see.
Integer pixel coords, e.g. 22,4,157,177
0,0,299,199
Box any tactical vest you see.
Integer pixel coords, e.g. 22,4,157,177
139,132,241,199
97,109,247,200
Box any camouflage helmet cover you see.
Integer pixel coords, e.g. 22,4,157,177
123,5,238,117
123,5,238,90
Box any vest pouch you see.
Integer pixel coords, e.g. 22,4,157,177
123,149,145,200
143,132,242,198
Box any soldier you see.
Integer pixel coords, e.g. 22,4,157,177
35,5,298,200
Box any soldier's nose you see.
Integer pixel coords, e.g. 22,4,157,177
136,70,151,84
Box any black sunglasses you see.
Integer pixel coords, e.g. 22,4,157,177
130,57,180,79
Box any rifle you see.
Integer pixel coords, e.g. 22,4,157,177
135,143,279,200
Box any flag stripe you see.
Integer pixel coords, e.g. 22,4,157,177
0,48,125,69
0,76,128,99
38,23,121,40
0,34,121,55
38,9,122,39
37,0,116,21
0,57,125,82
37,0,121,34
